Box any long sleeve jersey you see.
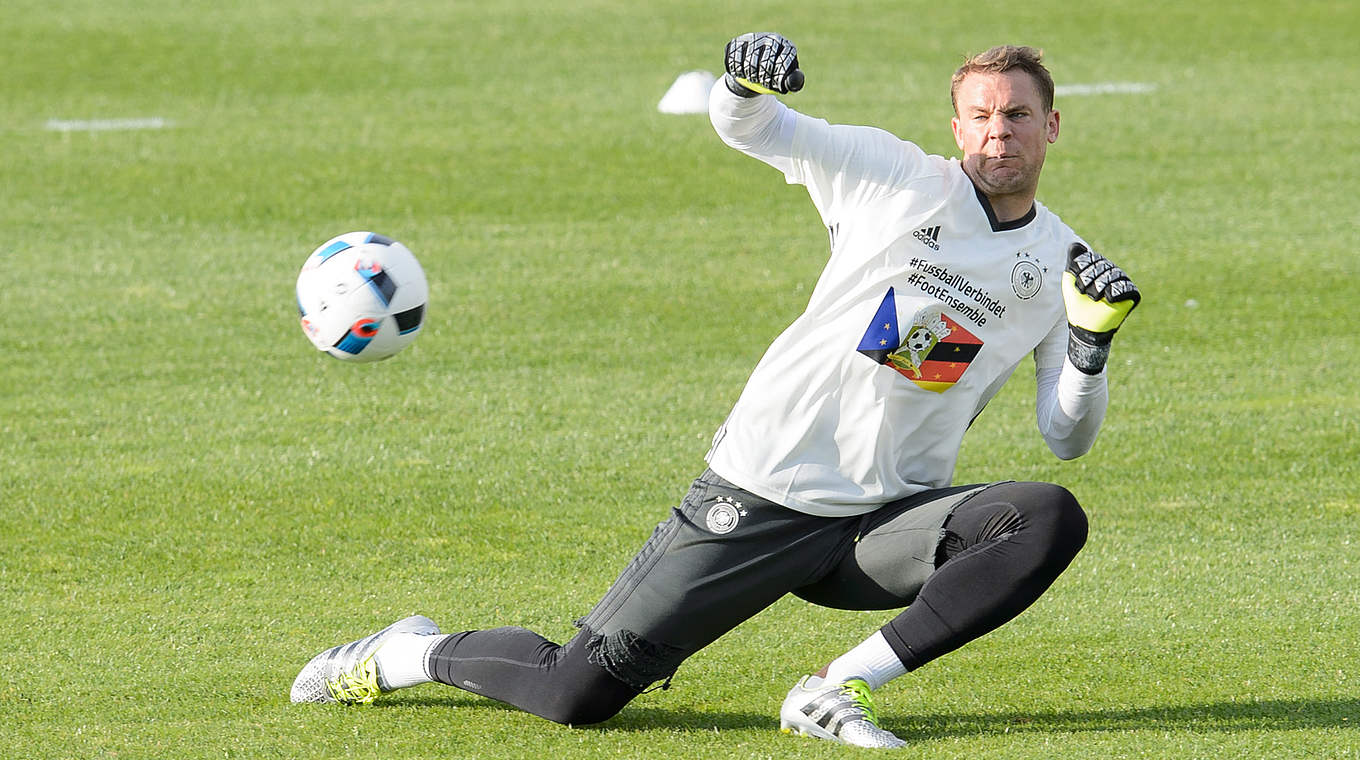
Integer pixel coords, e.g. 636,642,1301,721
704,82,1108,517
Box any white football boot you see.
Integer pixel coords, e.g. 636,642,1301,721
779,675,908,748
290,614,440,704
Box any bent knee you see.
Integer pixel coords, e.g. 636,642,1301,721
531,628,671,726
992,481,1088,558
532,661,638,726
540,690,629,726
1024,482,1088,558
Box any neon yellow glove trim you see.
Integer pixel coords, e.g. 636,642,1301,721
734,76,779,95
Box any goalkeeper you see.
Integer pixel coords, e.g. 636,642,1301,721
291,33,1141,749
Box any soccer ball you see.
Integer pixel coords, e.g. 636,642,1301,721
905,327,935,354
296,231,428,362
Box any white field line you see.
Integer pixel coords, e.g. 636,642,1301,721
45,117,172,132
1055,82,1157,97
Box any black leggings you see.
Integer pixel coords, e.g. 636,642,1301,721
427,624,637,726
880,480,1088,669
426,481,1087,725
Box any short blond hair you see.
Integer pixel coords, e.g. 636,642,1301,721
950,45,1055,115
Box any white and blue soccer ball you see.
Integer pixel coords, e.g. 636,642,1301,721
296,232,428,362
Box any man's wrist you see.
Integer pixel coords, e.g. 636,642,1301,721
723,73,760,98
1066,328,1111,375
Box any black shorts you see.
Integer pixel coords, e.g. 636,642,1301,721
577,469,987,677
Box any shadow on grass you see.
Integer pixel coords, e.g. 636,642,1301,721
889,698,1360,741
393,694,1359,738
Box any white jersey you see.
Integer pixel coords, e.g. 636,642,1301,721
706,83,1108,517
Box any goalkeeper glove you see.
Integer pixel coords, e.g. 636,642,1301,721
723,32,802,97
1062,243,1141,374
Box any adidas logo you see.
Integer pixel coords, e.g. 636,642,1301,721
913,225,941,250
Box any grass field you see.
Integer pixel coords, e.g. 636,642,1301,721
2,0,1357,757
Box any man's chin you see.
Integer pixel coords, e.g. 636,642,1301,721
975,169,1033,198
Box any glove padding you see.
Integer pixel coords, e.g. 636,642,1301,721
1062,243,1140,374
724,32,799,97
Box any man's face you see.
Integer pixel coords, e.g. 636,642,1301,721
951,70,1060,202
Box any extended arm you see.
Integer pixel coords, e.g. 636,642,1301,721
711,32,934,224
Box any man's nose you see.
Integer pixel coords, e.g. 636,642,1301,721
987,114,1012,139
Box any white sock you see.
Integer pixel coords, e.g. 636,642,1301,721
374,632,448,690
821,631,907,691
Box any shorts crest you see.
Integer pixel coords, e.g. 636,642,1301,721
705,496,747,534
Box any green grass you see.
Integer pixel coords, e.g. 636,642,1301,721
2,0,1357,758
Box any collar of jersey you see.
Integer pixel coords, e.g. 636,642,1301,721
972,182,1037,232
